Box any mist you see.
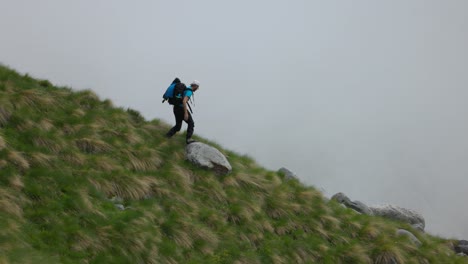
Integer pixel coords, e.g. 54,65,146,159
1,0,467,239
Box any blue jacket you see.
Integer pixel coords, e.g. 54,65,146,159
178,86,193,107
163,83,193,107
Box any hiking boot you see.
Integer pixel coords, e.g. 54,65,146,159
165,131,174,138
186,139,196,144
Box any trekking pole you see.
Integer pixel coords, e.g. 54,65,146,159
187,102,193,114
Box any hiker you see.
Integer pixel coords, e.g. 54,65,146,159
164,79,200,144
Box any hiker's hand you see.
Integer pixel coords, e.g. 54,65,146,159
184,112,189,121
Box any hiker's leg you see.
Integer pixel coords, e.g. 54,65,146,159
166,107,183,137
185,113,195,141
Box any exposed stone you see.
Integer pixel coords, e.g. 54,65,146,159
331,193,425,231
455,240,468,255
115,204,125,211
186,142,232,175
396,229,422,246
411,223,425,232
278,167,297,180
331,192,373,215
370,205,425,231
109,196,124,203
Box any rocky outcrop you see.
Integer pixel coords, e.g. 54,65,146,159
278,167,297,180
455,240,468,255
331,192,373,215
331,192,425,231
371,205,425,231
396,229,421,246
186,142,232,175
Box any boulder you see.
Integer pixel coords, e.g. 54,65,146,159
331,192,425,231
109,196,123,203
278,167,297,180
396,229,421,246
455,240,468,255
331,192,373,215
115,204,125,211
186,142,232,175
370,205,425,231
109,196,125,210
411,223,425,232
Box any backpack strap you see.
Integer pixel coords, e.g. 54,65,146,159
184,88,194,114
187,102,193,114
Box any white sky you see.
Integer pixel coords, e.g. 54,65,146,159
1,0,468,239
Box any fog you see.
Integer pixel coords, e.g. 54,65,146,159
1,0,467,239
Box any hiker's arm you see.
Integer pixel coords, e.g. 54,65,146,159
183,96,189,121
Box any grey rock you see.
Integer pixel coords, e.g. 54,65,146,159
455,240,468,255
115,204,125,211
331,192,374,215
396,229,422,246
186,142,232,175
331,193,425,231
370,205,425,231
109,196,124,203
352,200,374,215
278,167,297,180
411,223,425,232
331,192,352,204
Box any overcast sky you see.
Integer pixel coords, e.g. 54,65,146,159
1,0,467,239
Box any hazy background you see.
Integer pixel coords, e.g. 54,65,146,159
1,0,467,239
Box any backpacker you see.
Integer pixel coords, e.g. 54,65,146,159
162,78,190,106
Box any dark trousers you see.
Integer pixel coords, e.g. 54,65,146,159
166,106,194,140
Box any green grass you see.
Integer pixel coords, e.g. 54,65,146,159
0,64,466,263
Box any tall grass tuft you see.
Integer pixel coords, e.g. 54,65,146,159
341,243,372,263
7,151,30,171
127,108,145,124
373,241,406,264
89,175,161,200
195,178,227,204
0,106,11,127
171,165,195,192
92,156,122,172
75,138,112,154
9,175,24,191
0,134,6,150
223,173,271,195
15,89,55,109
0,187,29,218
74,89,100,109
61,151,86,166
29,153,55,167
360,221,382,240
37,119,54,132
33,137,63,153
124,149,162,172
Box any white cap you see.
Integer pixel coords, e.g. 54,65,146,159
191,80,200,86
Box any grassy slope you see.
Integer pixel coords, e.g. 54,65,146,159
0,65,465,264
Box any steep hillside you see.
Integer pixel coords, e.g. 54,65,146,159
0,65,465,263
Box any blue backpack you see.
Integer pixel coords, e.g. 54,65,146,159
162,78,189,106
162,78,194,114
